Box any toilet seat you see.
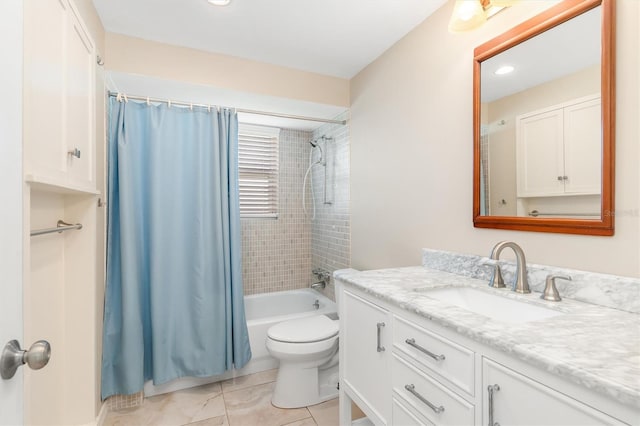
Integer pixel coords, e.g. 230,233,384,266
267,315,339,343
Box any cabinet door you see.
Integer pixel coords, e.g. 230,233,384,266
65,3,95,188
516,109,564,197
563,98,601,195
342,291,391,425
483,358,625,425
23,0,68,181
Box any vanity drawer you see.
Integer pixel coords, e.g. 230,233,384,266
392,354,475,426
393,315,475,396
393,397,434,426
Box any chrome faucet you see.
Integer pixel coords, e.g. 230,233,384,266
489,241,530,293
311,268,331,291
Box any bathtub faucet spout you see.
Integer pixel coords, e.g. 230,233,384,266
311,268,331,291
311,281,326,291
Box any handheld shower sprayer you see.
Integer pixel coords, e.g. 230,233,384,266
303,136,331,220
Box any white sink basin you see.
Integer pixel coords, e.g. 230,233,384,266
422,287,563,324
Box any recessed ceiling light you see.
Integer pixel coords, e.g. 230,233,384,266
494,65,515,75
208,0,231,6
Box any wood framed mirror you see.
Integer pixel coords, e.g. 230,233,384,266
473,0,615,235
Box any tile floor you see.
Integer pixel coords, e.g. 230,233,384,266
104,369,354,426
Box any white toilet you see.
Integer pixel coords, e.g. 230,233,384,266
266,315,340,408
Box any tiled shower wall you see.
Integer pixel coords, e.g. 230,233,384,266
241,129,313,295
310,113,351,301
240,116,350,299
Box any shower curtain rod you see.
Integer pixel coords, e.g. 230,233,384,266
107,92,347,125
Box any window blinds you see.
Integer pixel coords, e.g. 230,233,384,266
238,125,280,218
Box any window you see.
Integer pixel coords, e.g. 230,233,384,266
238,124,280,218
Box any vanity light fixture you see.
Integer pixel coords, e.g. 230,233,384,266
494,65,515,75
207,0,231,6
448,0,517,33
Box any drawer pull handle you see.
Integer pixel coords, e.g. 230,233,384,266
405,338,445,361
488,384,500,426
376,322,385,352
404,384,445,414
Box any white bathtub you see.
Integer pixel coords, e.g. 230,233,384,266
144,288,337,396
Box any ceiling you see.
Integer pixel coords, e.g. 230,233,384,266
92,0,448,79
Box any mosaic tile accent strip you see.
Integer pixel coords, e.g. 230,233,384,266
108,391,144,411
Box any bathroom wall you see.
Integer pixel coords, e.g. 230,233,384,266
310,113,352,300
350,0,640,277
241,129,313,295
105,33,349,108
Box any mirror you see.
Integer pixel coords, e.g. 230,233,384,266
473,0,614,235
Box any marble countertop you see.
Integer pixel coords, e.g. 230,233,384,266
335,266,640,408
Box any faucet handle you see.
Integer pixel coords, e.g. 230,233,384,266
541,274,572,301
483,259,506,289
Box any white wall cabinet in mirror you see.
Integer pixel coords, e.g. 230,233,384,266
515,95,602,218
473,0,614,236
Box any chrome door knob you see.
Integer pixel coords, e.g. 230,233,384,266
1,339,51,379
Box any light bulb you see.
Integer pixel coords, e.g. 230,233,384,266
208,0,231,6
448,1,487,33
494,65,515,75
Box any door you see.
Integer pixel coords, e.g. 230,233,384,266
0,0,24,424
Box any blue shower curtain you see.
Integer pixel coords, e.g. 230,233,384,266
101,99,251,399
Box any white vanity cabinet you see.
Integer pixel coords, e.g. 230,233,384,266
341,290,392,425
482,358,627,426
23,0,97,193
338,284,635,426
516,95,601,198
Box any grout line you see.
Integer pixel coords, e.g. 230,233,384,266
221,390,230,426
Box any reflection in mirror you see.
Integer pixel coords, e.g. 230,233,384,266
480,7,601,219
473,0,614,235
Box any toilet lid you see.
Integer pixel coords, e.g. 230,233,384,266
267,315,339,343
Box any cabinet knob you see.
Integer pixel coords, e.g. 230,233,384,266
68,148,81,159
557,176,563,181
